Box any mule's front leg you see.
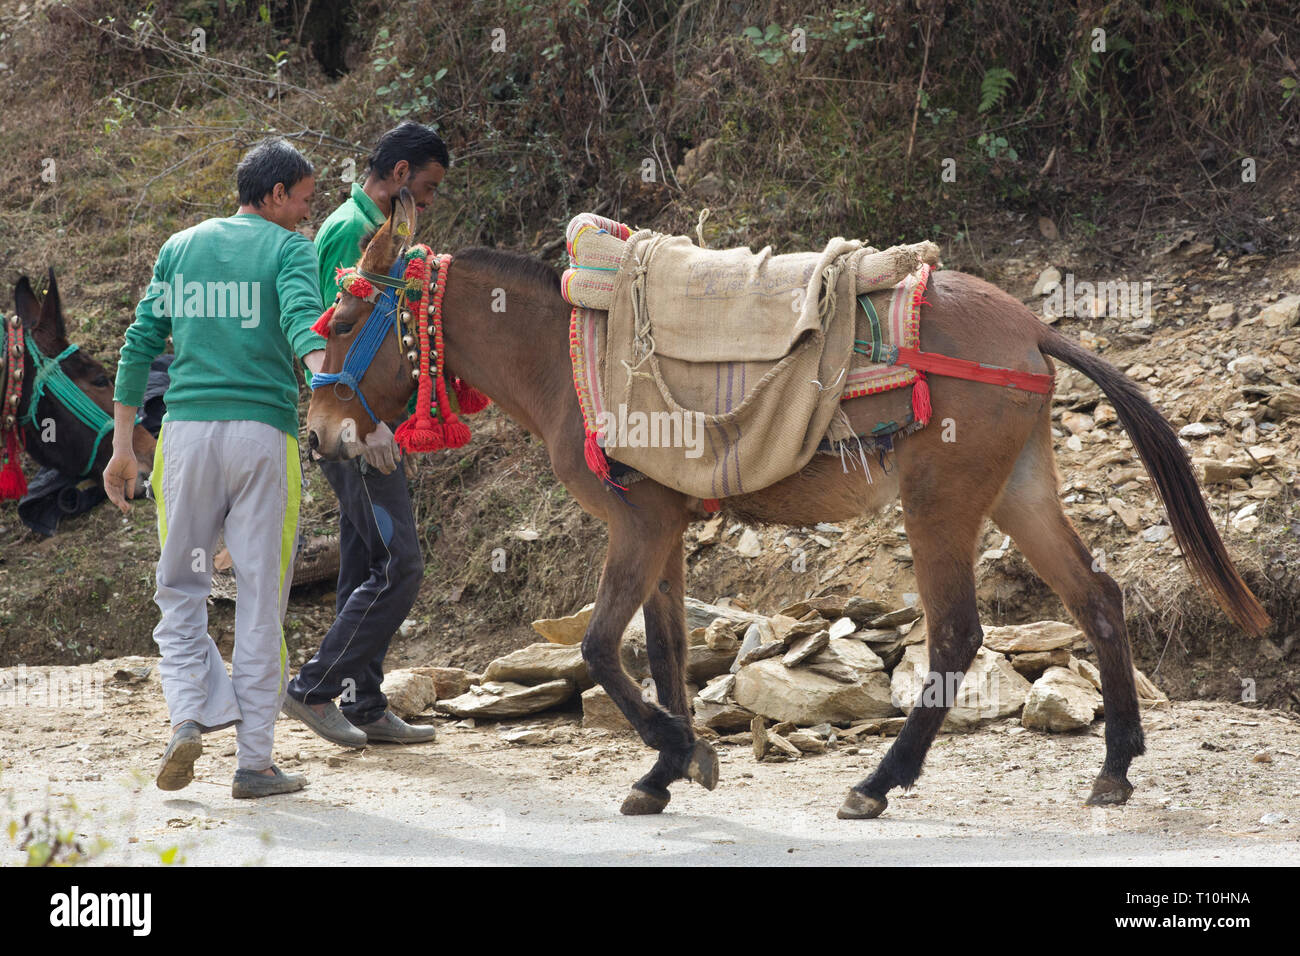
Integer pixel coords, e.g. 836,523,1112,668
580,517,698,815
582,623,695,815
637,540,719,803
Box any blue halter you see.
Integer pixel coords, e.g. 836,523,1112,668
308,254,410,425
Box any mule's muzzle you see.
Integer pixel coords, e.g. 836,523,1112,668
305,423,363,462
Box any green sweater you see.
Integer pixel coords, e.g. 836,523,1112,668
312,182,417,418
116,212,326,438
315,182,387,301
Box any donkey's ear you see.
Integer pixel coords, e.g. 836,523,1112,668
41,268,67,341
14,275,42,330
392,186,417,251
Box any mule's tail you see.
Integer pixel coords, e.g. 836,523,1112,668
1037,327,1271,636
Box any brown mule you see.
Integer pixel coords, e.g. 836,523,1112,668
306,195,1270,818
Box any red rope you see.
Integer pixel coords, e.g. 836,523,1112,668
394,252,443,452
1,318,27,499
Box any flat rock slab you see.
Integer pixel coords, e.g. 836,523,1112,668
409,666,479,700
783,630,829,667
736,640,896,725
867,607,924,628
482,643,592,690
436,679,575,719
532,605,646,645
982,620,1087,654
693,697,756,732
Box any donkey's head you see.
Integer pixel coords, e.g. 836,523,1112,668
305,189,422,459
12,270,154,482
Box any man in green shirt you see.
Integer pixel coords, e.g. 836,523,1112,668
103,137,330,798
283,123,448,748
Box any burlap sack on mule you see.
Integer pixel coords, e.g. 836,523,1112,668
599,231,930,499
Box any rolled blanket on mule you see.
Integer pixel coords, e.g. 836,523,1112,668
562,212,938,318
563,213,940,499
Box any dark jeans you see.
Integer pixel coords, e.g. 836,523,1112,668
288,454,423,725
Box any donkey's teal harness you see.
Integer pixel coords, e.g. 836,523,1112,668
22,332,114,476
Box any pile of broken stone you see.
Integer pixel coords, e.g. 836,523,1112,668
379,593,1166,760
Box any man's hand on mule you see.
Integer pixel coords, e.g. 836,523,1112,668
361,421,400,474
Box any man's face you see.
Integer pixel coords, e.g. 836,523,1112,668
265,175,315,230
393,161,445,210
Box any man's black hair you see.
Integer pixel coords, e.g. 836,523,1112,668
365,122,450,179
236,137,315,207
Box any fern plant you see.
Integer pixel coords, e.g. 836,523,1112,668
979,67,1015,113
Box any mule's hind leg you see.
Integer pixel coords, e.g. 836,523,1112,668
991,418,1144,805
840,428,1015,819
840,510,988,818
638,538,719,800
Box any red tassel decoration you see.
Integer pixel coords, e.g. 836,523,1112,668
583,430,610,482
393,416,443,453
911,371,932,426
430,367,470,449
0,430,27,500
384,249,482,455
394,256,442,453
311,306,335,338
437,415,472,449
453,378,490,413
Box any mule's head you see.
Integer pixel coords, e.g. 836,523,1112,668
12,270,155,481
306,189,421,459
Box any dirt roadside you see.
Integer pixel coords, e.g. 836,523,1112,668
2,657,1297,866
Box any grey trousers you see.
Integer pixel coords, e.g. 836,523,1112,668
149,419,300,772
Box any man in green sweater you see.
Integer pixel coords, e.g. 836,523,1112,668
103,137,333,798
284,122,448,748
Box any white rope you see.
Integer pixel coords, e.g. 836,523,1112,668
695,208,711,248
809,367,846,393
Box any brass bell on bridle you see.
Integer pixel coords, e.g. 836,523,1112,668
402,334,414,347
410,369,420,380
401,311,412,324
406,351,418,364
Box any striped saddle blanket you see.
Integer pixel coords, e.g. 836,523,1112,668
563,213,939,499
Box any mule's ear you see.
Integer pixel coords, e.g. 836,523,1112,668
359,217,396,272
41,268,67,341
14,275,42,330
392,186,417,251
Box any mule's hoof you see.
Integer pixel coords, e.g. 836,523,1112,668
620,785,671,816
837,790,887,819
685,739,720,791
1085,775,1134,806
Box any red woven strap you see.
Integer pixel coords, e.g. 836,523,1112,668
894,347,1054,394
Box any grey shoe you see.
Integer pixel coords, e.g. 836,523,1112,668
156,720,203,791
232,765,307,799
281,693,368,749
352,710,437,744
